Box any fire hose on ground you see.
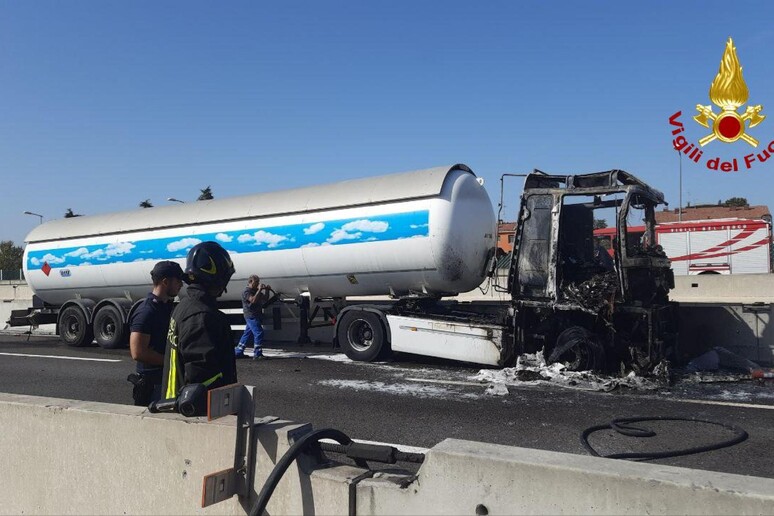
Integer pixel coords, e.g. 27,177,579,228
581,416,748,460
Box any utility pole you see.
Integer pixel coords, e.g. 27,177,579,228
675,148,683,222
679,151,683,222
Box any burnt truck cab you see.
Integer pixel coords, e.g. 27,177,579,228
508,170,677,372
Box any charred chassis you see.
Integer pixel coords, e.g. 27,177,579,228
506,169,678,372
386,169,678,373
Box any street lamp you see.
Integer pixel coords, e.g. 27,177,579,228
674,146,683,222
23,211,43,224
167,197,185,204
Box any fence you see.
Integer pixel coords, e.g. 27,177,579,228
0,269,25,281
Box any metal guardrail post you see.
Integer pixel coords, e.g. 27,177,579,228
201,384,257,507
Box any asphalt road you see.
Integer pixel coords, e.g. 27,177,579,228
1,333,773,479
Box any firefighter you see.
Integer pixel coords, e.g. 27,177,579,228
161,241,237,406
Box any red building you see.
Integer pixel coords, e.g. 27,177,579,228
497,222,516,255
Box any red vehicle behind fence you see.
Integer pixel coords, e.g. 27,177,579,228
594,217,772,275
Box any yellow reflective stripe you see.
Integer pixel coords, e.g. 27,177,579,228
201,256,217,275
202,372,223,387
165,347,177,399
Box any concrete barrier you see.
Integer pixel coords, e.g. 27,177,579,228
672,273,774,304
1,392,773,515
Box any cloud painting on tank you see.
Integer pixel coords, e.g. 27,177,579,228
27,211,430,270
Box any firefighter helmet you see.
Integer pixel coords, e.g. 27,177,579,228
184,241,235,290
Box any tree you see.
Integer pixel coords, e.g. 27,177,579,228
139,199,153,208
723,197,749,208
0,240,24,273
197,186,214,201
593,219,608,229
64,208,82,218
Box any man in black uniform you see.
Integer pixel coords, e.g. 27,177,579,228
128,260,185,406
161,241,237,403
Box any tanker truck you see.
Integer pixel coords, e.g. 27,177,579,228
13,164,677,372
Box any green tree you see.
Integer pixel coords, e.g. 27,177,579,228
0,240,24,273
64,208,82,218
593,219,608,229
197,186,214,201
723,197,749,208
139,199,153,208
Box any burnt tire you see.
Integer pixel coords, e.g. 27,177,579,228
337,310,389,362
93,305,128,349
548,326,605,372
58,305,94,347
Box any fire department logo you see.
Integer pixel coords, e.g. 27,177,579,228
668,37,773,172
693,38,765,147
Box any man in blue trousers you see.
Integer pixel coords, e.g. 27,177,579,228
234,275,272,360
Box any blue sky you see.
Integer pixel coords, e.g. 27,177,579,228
3,1,774,245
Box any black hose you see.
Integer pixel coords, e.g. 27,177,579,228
249,428,354,516
319,442,426,464
581,416,748,460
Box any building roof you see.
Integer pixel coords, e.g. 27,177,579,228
498,222,517,233
655,205,770,223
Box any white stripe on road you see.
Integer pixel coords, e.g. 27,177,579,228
320,437,429,455
663,397,774,410
408,377,774,410
0,352,122,363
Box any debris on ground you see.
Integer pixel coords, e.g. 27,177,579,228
470,351,663,392
752,369,774,381
651,359,672,384
484,383,509,396
678,372,752,384
685,346,760,373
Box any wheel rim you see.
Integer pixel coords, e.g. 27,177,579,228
63,315,80,340
98,317,116,341
346,318,374,352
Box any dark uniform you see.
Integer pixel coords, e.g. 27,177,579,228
128,293,174,404
161,283,236,400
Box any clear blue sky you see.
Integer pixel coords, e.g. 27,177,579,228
3,1,774,245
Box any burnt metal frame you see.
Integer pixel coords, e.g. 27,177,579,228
508,169,675,369
510,169,668,303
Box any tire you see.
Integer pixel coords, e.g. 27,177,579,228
93,305,128,349
337,310,389,362
58,305,94,347
548,326,606,372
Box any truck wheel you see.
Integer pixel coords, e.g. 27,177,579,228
58,305,94,347
93,305,128,349
337,311,389,362
548,327,605,372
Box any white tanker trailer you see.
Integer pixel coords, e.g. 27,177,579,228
15,164,678,371
19,165,499,356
